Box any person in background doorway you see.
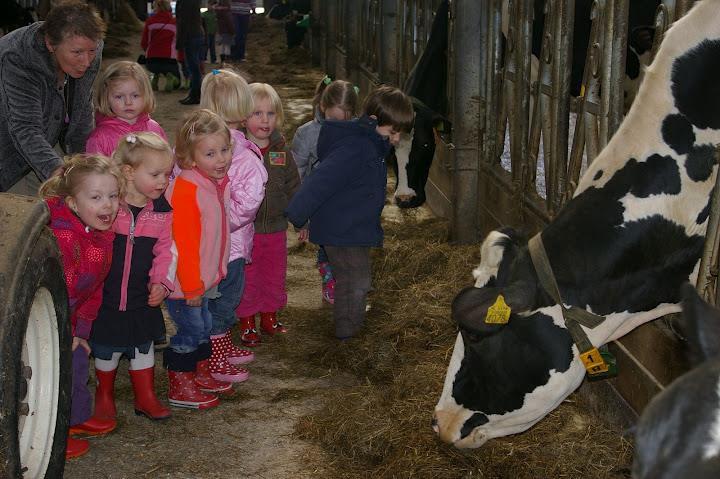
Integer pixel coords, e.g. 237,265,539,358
0,0,104,195
141,0,181,92
175,0,204,104
229,0,254,61
214,0,235,63
202,0,218,63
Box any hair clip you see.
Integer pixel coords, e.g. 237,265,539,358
322,75,332,85
63,164,75,177
126,134,137,144
212,69,221,75
353,85,360,95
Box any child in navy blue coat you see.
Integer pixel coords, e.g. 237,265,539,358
286,86,414,339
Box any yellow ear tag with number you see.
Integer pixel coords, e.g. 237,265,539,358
485,295,511,324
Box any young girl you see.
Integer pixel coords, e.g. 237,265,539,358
200,69,267,381
41,154,123,459
292,76,359,305
86,61,167,157
88,133,174,423
236,82,300,346
286,86,414,340
164,109,233,408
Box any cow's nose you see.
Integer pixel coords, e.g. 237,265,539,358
431,413,439,433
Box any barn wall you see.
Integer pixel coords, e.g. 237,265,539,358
310,0,700,421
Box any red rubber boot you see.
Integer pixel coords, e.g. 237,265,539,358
129,367,171,420
93,368,117,420
194,359,234,394
260,311,288,336
65,436,89,459
167,370,219,409
239,315,261,347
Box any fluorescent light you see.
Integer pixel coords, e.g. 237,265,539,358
255,7,265,14
200,7,208,12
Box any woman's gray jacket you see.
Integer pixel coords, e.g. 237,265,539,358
0,22,102,190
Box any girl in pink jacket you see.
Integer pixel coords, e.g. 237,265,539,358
89,132,175,424
86,61,167,157
199,69,268,383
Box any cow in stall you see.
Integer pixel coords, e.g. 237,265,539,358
432,0,720,448
392,0,660,209
632,284,720,479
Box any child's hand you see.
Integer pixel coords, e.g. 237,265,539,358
72,336,91,353
148,283,168,307
298,228,309,242
186,296,202,307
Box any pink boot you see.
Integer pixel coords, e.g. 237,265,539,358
208,336,249,382
211,330,254,365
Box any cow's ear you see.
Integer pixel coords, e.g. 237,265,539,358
680,283,720,364
452,286,509,339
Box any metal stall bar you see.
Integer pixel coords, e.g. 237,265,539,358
529,0,574,215
605,0,629,141
449,0,482,243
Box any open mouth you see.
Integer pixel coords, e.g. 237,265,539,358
98,214,112,224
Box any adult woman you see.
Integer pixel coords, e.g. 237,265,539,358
141,0,181,92
0,0,105,195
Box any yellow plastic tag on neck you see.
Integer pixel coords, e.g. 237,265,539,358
485,295,511,324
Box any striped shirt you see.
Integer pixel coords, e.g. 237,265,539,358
230,0,255,15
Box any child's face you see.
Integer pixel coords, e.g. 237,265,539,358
192,132,232,181
323,105,352,121
246,96,277,144
376,125,402,146
66,172,120,231
108,78,144,125
125,150,173,202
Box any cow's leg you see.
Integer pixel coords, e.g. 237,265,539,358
393,131,417,204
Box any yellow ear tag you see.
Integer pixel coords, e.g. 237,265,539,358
485,295,511,324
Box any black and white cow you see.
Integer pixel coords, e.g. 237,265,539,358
393,0,658,209
432,0,720,448
632,284,720,479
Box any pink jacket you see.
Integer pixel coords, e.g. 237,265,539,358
228,128,267,262
104,198,176,311
165,168,230,299
85,112,168,157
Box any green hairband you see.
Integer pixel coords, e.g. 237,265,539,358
322,75,332,85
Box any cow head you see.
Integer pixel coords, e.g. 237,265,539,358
433,230,585,448
632,285,720,478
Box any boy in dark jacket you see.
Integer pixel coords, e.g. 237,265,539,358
286,86,414,339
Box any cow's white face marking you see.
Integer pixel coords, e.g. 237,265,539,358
472,231,510,288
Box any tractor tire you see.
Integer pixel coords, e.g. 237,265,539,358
0,194,71,478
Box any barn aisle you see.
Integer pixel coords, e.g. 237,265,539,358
65,11,633,479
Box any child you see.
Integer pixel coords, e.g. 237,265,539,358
89,133,174,423
202,0,218,63
235,82,300,347
214,0,235,63
286,86,414,339
292,76,359,305
41,154,123,459
200,69,267,381
86,61,167,157
164,109,233,408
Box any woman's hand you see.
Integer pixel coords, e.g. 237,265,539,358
298,228,309,242
72,336,91,353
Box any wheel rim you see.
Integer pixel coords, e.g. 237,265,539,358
18,287,60,478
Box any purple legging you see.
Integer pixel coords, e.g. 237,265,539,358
70,346,91,426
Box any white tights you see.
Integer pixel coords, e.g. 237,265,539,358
94,344,156,372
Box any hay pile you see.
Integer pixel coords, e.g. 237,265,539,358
277,217,633,478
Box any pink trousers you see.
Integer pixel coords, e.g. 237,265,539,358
235,230,288,316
